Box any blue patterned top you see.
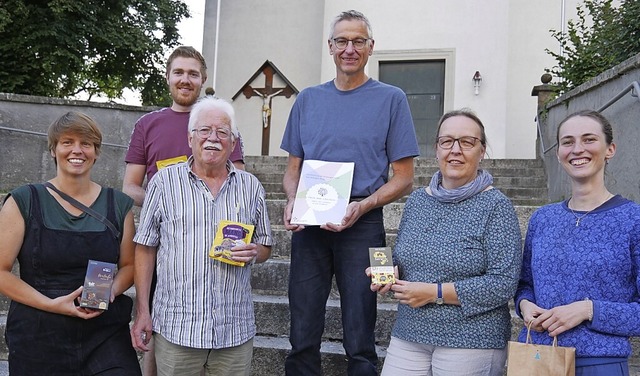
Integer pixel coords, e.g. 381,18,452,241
515,195,640,358
392,188,522,348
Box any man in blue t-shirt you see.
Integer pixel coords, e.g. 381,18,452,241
280,10,420,376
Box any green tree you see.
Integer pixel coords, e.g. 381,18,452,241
547,0,640,94
0,0,189,106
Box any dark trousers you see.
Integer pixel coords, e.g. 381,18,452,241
285,208,384,376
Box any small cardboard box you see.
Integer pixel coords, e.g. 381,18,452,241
79,260,116,310
369,247,395,285
209,221,255,267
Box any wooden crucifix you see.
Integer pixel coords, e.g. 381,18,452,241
234,61,297,155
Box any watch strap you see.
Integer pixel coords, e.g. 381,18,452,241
435,283,444,305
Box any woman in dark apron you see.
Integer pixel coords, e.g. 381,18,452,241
0,111,141,375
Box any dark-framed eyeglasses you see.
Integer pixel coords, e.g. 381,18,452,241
191,127,232,139
332,38,370,50
437,136,481,150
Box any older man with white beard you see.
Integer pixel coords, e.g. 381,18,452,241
130,96,272,376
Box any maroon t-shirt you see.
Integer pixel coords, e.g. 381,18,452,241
125,108,244,181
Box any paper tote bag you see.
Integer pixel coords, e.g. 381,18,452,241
506,324,575,376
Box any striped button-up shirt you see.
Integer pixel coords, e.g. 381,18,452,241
134,158,272,349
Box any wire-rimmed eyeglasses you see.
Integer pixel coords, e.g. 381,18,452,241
437,136,482,150
332,38,370,50
191,127,232,139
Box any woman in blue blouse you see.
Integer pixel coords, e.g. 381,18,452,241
516,110,640,376
370,109,522,375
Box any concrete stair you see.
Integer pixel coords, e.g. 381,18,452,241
1,156,638,375
246,156,550,207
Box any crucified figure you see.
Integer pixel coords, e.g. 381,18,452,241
253,89,284,128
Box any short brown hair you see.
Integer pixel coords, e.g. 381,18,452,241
556,110,613,145
166,46,208,82
48,111,102,160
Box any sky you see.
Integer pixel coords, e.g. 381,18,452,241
113,0,204,105
177,0,205,50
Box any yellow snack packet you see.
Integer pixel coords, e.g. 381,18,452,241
209,220,255,267
155,155,188,170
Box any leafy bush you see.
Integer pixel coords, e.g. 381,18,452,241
546,0,640,94
0,0,189,106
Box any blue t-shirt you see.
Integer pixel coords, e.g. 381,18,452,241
280,79,420,197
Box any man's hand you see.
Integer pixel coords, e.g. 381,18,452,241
230,242,259,264
282,155,305,232
122,163,147,206
130,312,153,352
283,199,305,232
322,201,367,232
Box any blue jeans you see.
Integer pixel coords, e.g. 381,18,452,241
285,208,384,376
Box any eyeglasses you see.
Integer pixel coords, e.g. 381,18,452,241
191,127,232,139
332,38,370,50
437,136,481,150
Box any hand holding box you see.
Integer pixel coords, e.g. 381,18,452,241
369,247,395,285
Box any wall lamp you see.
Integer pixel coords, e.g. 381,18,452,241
472,71,482,95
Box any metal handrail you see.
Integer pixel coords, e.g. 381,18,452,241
542,80,640,155
536,114,547,158
598,80,640,113
0,125,128,149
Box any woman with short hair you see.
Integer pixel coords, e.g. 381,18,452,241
0,111,141,375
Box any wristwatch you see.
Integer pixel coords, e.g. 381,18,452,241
435,283,444,305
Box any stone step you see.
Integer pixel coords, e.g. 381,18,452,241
0,332,387,375
254,172,546,188
244,157,548,194
252,335,387,375
1,341,638,376
248,165,547,182
253,295,396,344
0,295,395,358
1,310,637,375
0,202,537,313
264,191,548,207
0,316,5,361
257,178,548,194
1,289,639,374
244,156,546,169
267,226,400,260
267,201,537,235
261,207,540,262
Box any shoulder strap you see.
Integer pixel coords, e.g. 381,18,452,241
43,182,121,239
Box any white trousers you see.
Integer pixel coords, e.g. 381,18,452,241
381,336,507,376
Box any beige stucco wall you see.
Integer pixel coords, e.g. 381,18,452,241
203,0,325,156
204,0,584,158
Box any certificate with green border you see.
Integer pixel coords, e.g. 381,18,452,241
291,160,354,226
